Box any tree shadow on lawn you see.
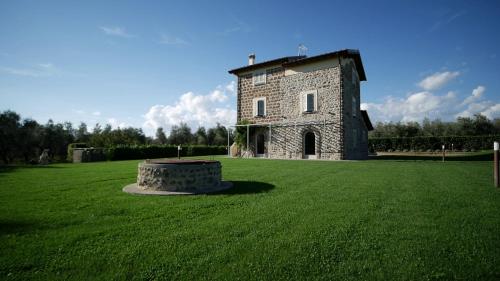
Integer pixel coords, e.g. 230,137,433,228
370,152,493,162
0,165,65,175
0,220,36,236
210,180,275,195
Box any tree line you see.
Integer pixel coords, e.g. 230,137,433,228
370,114,500,138
0,110,232,164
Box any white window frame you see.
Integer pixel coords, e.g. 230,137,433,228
352,96,357,117
253,97,266,117
252,70,267,85
300,89,318,113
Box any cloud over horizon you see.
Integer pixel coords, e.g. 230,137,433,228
142,82,236,136
362,85,500,123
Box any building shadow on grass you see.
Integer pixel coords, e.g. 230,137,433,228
369,152,493,162
0,165,65,174
0,220,36,236
210,181,274,195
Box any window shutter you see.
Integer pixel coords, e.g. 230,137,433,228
252,99,257,116
302,93,307,112
314,91,318,111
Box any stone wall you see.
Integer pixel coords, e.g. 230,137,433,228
237,66,284,123
340,58,369,159
137,161,222,192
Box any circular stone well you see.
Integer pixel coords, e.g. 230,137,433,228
123,159,232,195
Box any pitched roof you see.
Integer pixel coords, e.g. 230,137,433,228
228,49,366,81
228,56,305,75
361,110,374,131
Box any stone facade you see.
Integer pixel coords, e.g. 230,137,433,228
231,50,370,160
137,161,222,192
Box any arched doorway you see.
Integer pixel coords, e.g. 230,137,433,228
256,134,265,156
304,131,316,159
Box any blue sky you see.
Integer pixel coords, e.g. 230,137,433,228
1,0,499,135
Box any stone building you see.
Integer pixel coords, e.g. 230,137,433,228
228,49,373,160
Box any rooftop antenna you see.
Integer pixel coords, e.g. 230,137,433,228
298,44,308,56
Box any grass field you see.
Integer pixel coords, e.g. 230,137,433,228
1,156,500,280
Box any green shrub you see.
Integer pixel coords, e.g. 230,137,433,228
107,145,227,161
369,135,499,152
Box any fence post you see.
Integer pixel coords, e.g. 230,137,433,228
495,141,499,188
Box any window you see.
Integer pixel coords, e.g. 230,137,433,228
353,129,358,148
301,90,317,113
253,71,266,85
253,97,266,117
352,68,358,86
257,100,265,116
352,96,357,117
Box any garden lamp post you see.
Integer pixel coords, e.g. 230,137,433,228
442,144,445,162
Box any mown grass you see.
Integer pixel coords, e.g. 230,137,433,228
1,157,500,280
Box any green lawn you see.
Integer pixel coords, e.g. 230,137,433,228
1,157,500,280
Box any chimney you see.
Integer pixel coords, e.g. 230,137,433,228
248,53,255,65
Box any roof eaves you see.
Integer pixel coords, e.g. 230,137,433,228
228,56,305,75
283,49,366,81
361,110,374,131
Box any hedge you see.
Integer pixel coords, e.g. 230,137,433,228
107,145,227,161
369,135,500,152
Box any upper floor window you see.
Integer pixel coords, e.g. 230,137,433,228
253,97,266,117
253,71,266,85
301,90,317,113
352,96,357,117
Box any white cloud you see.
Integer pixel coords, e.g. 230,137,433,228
0,63,59,77
429,10,466,32
159,34,188,45
0,66,43,77
418,71,460,90
363,85,500,123
225,81,236,94
100,26,134,38
481,104,500,119
462,85,485,105
143,82,236,136
38,63,53,69
92,111,101,116
362,91,456,123
107,118,130,129
217,18,252,36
